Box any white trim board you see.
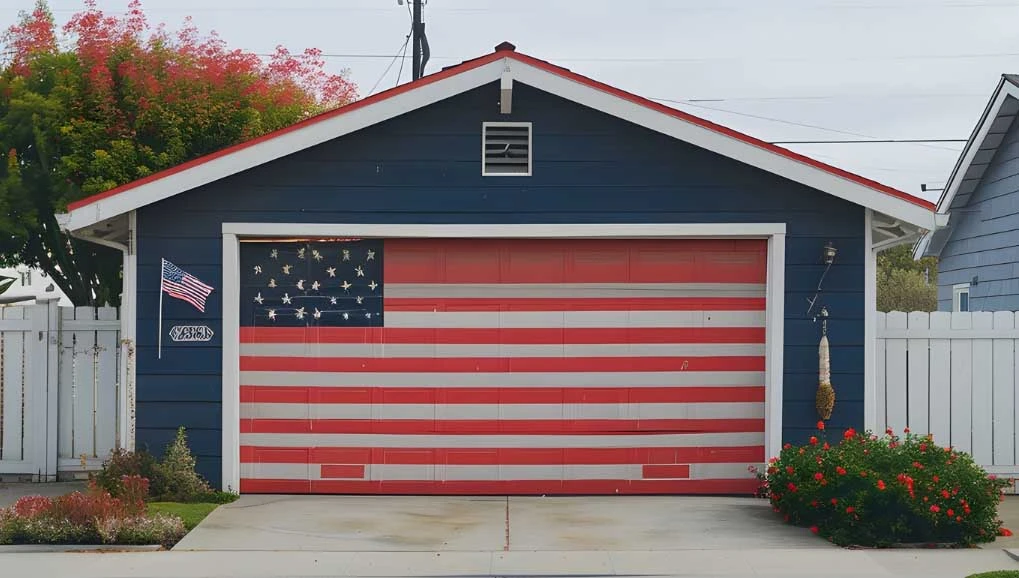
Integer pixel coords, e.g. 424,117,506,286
218,221,788,491
63,50,937,234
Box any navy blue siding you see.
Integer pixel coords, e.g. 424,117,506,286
136,82,865,488
938,110,1019,311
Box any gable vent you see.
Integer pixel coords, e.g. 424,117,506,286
482,122,532,176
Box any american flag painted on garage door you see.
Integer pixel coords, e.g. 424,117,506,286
237,238,768,495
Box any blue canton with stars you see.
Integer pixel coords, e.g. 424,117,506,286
239,240,384,327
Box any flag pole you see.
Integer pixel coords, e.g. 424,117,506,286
158,258,164,359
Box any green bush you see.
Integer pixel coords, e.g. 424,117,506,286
91,448,163,499
154,427,212,502
758,423,1012,547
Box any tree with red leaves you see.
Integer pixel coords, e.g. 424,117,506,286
0,0,358,305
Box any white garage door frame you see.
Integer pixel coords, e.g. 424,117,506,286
219,222,787,492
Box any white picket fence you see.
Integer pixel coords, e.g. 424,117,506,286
876,311,1019,481
0,302,120,481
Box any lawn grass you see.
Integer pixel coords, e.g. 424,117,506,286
147,502,220,531
967,572,1019,578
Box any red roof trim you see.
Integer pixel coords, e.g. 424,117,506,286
66,51,505,211
67,45,934,214
505,51,935,211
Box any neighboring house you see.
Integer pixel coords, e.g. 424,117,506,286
59,43,940,495
0,265,71,305
915,75,1019,312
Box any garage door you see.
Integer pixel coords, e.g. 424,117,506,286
237,237,768,494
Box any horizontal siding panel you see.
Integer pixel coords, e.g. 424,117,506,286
137,401,221,430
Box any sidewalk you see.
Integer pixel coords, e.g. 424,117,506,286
0,548,1015,577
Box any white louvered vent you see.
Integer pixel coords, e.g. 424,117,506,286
482,122,532,176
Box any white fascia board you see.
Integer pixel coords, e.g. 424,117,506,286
63,59,509,232
509,63,937,231
222,222,787,238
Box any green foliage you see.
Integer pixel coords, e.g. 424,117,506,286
91,447,162,499
967,572,1019,578
147,502,220,531
877,244,938,312
0,1,358,306
154,427,212,502
758,424,1011,547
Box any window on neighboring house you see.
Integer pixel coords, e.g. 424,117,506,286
953,283,970,312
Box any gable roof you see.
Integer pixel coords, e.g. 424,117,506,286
915,74,1019,258
61,42,938,233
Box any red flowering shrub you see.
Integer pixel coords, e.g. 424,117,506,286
758,426,1011,546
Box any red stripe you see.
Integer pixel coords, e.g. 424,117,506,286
383,297,765,311
320,464,365,479
239,355,765,373
642,465,691,479
384,239,767,284
240,327,765,345
239,478,760,495
240,418,764,435
240,386,766,404
239,445,765,465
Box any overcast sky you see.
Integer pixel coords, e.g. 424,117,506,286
6,0,1019,203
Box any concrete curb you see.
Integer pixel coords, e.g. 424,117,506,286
0,544,164,554
1005,548,1019,562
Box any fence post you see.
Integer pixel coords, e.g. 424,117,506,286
44,299,60,479
27,301,59,481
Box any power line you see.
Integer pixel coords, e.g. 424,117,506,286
264,52,1019,64
366,29,413,97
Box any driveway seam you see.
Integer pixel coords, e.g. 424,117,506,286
504,496,511,551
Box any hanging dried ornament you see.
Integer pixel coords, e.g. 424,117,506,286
816,308,835,420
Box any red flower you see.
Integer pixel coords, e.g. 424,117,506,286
920,443,928,452
886,427,894,435
941,490,950,499
799,448,806,455
843,428,856,439
933,475,939,483
786,466,795,475
814,472,824,481
956,516,963,523
859,471,868,477
810,500,818,508
783,443,792,450
1001,528,1014,537
947,509,954,517
787,482,798,492
930,505,940,513
817,421,825,431
810,526,819,534
822,442,831,451
767,466,778,475
964,506,972,515
877,480,886,491
831,498,838,505
769,457,779,464
904,427,911,433
846,506,855,514
912,461,924,470
836,466,847,476
809,436,818,446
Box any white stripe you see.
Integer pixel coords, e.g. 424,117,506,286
239,432,763,448
239,370,764,387
239,343,765,358
238,462,757,481
239,402,764,421
384,310,764,328
385,283,767,298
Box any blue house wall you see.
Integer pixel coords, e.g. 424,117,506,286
938,113,1019,311
134,81,866,488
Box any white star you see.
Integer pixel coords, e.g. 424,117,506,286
341,280,352,291
295,307,306,320
296,279,305,290
270,249,278,259
326,267,336,278
311,280,321,291
366,249,376,261
281,293,292,304
356,295,364,305
342,249,351,261
254,292,264,304
365,312,373,319
253,265,262,275
267,309,277,320
268,279,277,288
369,280,378,291
355,265,365,277
312,250,323,262
329,296,338,305
313,308,322,319
342,312,350,320
297,247,306,260
282,264,292,275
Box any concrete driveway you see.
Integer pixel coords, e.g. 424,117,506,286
174,495,829,551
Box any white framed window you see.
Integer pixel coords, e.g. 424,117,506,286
482,122,532,176
953,283,970,312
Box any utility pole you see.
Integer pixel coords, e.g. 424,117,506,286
411,0,424,80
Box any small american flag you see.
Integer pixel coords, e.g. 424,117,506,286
161,259,214,312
